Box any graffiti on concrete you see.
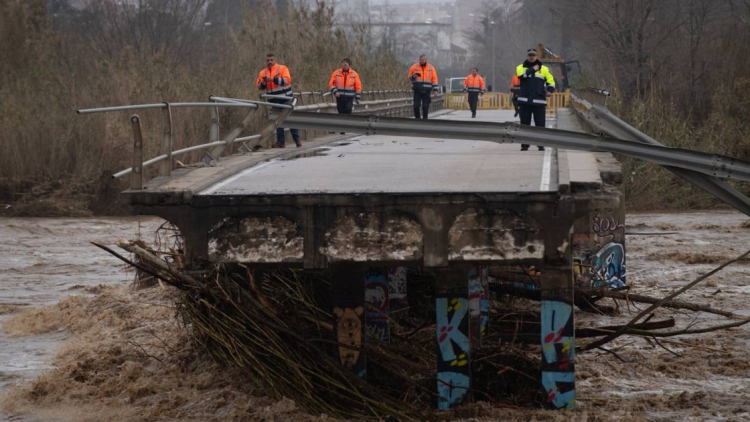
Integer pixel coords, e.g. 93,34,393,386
593,242,626,289
436,295,470,410
468,268,489,344
364,268,390,342
333,306,364,370
573,209,627,290
592,212,625,243
541,299,575,409
387,266,408,304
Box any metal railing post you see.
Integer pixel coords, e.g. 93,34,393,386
130,115,144,190
209,99,220,144
160,103,173,177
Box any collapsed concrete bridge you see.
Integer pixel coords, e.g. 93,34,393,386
77,88,750,411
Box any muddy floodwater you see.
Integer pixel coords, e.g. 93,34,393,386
0,218,162,405
1,211,749,421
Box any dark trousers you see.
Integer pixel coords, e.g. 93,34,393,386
271,97,299,144
518,104,546,150
336,97,354,114
413,90,432,119
467,92,479,115
512,95,519,116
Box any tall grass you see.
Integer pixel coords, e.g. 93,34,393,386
606,82,750,211
0,1,406,215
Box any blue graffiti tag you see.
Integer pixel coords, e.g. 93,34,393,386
593,242,626,289
436,298,470,360
542,371,576,409
437,372,470,410
541,300,574,368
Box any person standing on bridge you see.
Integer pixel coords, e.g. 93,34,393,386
329,58,362,115
510,74,521,118
516,48,556,151
256,53,301,148
462,67,485,118
408,54,438,119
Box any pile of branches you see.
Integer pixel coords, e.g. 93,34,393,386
98,240,542,419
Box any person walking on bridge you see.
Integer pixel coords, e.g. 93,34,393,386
408,54,438,119
463,67,485,118
516,48,556,151
256,53,301,148
329,58,362,115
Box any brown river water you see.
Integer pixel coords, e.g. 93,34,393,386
0,217,162,407
1,212,749,421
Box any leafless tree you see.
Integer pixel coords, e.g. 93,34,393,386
80,0,209,67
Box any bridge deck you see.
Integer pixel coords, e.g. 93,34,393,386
202,110,561,196
124,108,611,205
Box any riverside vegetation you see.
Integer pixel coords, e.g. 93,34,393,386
0,0,405,216
2,0,749,215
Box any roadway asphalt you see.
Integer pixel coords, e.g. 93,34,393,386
199,110,560,196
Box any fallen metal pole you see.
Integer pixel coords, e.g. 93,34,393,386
582,102,750,216
112,135,261,179
282,112,750,182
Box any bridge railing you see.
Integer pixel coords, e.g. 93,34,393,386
77,90,443,190
444,91,570,110
570,87,750,216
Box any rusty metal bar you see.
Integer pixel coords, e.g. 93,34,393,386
112,135,262,179
254,97,298,149
130,115,143,190
205,107,259,165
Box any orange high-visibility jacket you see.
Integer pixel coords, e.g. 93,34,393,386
329,68,362,99
463,74,486,93
510,75,521,93
256,64,293,96
408,62,438,91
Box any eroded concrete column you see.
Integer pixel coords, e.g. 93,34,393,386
540,268,576,410
468,267,489,347
331,266,366,378
435,267,471,410
364,268,390,342
387,267,408,324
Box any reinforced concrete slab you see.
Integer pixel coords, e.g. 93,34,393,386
199,110,560,196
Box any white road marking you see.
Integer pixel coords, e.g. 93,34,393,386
201,160,276,195
540,147,553,191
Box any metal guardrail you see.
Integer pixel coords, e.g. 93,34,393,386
570,88,750,216
443,92,570,110
571,87,610,108
282,112,750,182
78,90,443,189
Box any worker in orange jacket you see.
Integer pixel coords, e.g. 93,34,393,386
329,58,362,115
256,53,300,148
408,54,438,119
510,74,521,117
463,68,486,118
